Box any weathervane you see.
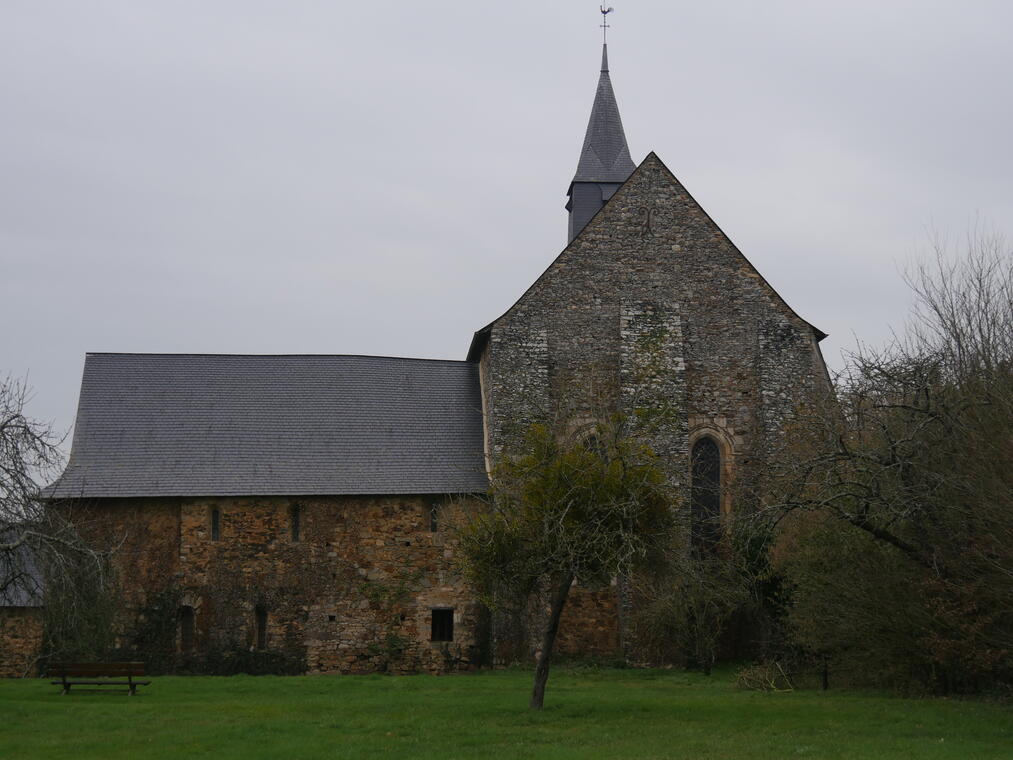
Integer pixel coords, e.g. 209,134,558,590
600,6,613,44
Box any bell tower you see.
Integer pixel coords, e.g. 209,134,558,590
566,40,636,242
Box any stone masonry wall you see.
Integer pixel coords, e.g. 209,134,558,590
0,608,43,677
556,584,620,656
484,151,828,471
74,499,182,609
480,151,831,658
67,495,486,674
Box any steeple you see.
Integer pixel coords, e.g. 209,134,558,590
566,42,636,242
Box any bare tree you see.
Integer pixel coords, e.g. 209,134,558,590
1,376,111,662
906,225,1013,378
760,228,1013,690
630,549,754,675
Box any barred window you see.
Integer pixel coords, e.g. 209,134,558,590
210,509,221,541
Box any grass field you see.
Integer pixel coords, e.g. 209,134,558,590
1,667,1010,759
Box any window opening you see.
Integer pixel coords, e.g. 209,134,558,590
429,501,439,532
290,504,301,542
211,509,221,541
431,609,454,642
690,437,722,554
255,605,268,650
179,606,195,653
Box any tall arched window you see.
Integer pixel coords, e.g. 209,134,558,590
690,436,722,553
179,605,195,653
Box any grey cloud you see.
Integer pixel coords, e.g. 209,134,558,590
3,1,1011,442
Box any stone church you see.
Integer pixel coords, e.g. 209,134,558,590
1,43,829,676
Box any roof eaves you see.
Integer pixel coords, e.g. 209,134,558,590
466,325,492,362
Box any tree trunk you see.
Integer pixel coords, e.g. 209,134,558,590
529,573,574,710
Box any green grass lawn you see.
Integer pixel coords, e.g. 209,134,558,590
1,667,1010,759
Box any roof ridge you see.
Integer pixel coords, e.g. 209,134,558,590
84,352,473,364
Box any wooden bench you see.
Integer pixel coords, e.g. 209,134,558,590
49,662,150,695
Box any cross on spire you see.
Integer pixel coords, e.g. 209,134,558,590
600,6,613,44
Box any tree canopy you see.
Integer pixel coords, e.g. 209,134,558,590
458,414,674,708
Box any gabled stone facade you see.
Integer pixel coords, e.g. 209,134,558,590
473,153,830,656
477,151,828,475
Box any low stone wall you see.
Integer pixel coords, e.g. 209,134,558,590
0,608,43,677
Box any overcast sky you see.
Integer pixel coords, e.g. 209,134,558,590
3,1,1012,444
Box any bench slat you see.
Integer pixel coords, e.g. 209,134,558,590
48,685,149,689
50,662,145,677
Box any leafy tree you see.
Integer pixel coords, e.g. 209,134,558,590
458,414,673,709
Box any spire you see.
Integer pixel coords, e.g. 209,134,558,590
566,40,636,242
571,43,635,185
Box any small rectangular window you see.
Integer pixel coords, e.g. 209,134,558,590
255,605,268,650
179,606,195,653
431,609,454,642
291,504,301,542
211,509,221,541
429,502,439,532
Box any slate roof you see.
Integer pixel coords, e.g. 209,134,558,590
44,354,489,499
570,44,636,186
